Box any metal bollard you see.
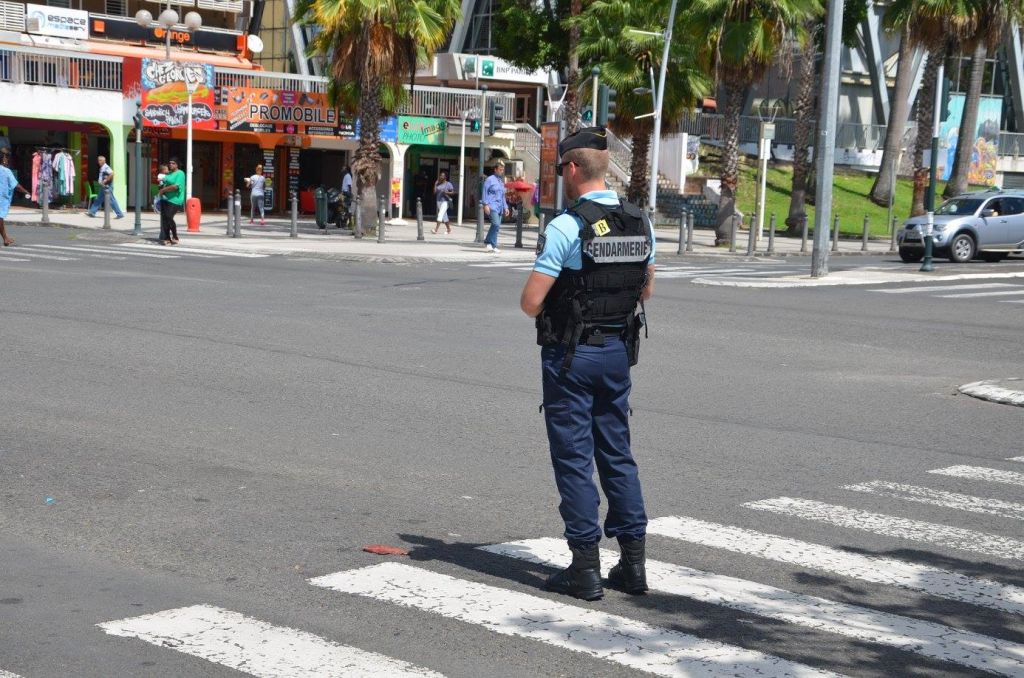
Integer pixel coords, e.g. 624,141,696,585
729,214,737,253
225,193,234,235
889,215,898,253
41,183,50,225
800,215,808,253
416,198,424,241
831,213,840,252
767,213,776,254
685,211,694,253
514,205,524,248
539,212,546,236
377,195,385,244
861,214,870,252
476,192,485,243
676,211,685,255
233,189,241,238
746,213,756,256
103,187,111,230
354,194,363,239
290,191,298,238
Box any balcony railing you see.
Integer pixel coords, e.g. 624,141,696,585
0,45,122,92
396,84,515,120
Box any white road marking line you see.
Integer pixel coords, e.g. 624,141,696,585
844,480,1024,521
468,261,535,268
869,283,1016,293
0,256,31,262
647,516,1024,616
0,249,75,261
311,563,837,678
484,538,1024,676
0,670,23,678
25,244,175,260
999,299,1024,303
1009,457,1024,463
720,270,803,277
98,604,443,677
658,269,755,278
929,465,1024,488
936,289,1024,298
743,497,1024,560
121,243,267,258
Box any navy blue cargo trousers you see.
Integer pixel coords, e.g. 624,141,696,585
541,336,647,548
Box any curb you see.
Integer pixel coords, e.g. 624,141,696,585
958,379,1024,408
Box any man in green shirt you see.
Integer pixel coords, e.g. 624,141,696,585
157,158,186,245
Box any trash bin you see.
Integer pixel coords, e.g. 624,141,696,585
314,187,328,229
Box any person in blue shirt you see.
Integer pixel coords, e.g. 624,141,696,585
520,126,656,601
0,149,29,246
482,160,508,252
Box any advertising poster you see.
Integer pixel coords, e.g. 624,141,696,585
140,60,215,130
938,94,1003,186
261,149,275,210
216,87,356,137
397,116,447,145
539,122,560,210
390,177,401,207
26,4,88,40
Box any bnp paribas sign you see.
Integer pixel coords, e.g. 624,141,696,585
461,54,546,85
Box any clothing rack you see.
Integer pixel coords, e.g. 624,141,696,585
34,147,80,156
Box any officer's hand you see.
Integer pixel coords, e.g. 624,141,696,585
503,209,510,217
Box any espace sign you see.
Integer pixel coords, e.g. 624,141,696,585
26,4,89,39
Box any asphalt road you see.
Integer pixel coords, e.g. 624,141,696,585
1,226,1022,677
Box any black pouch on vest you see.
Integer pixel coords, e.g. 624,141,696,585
626,312,644,366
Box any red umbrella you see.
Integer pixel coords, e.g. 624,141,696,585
506,179,535,191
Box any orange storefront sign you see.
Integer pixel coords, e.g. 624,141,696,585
215,87,357,137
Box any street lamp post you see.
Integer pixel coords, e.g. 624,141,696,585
646,0,679,223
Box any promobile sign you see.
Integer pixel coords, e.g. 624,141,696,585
216,87,355,137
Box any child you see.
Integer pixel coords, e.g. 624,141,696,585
153,163,169,214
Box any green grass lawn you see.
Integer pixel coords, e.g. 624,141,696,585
726,160,947,238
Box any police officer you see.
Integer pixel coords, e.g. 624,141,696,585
520,126,655,601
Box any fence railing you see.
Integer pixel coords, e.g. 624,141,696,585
513,123,541,164
0,45,122,92
999,132,1024,156
396,85,515,121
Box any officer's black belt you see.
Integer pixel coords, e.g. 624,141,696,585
578,326,626,346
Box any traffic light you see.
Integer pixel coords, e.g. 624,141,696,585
597,84,616,126
939,75,953,123
470,117,481,133
582,106,593,123
487,98,505,135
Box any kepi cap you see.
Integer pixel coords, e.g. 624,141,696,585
558,126,608,156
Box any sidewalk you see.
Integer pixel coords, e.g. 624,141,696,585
5,205,899,263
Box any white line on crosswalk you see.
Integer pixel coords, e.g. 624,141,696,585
468,261,535,268
744,497,1024,560
0,256,32,262
999,299,1024,303
0,249,74,261
311,563,837,678
647,516,1024,616
24,244,176,259
658,268,754,277
0,670,23,678
869,283,1016,294
844,480,1024,521
929,465,1024,488
717,270,803,277
121,243,267,258
484,538,1024,676
1009,457,1024,463
936,289,1024,298
98,604,444,677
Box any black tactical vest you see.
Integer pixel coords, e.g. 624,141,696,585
536,199,651,367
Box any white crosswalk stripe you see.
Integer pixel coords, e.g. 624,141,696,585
0,670,23,678
870,283,1016,294
121,243,268,258
483,538,1024,676
937,289,1024,298
929,465,1024,487
25,244,178,259
744,497,1024,560
843,480,1024,521
311,562,838,678
646,515,1024,616
0,248,75,261
98,605,444,677
1009,457,1024,463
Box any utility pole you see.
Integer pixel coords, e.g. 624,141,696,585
810,0,845,278
926,63,944,211
646,0,678,221
591,66,599,121
132,101,144,237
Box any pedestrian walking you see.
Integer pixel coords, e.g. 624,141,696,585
245,164,266,225
86,155,125,219
153,163,169,214
482,160,508,252
0,149,30,246
156,158,185,245
519,126,656,601
432,170,454,234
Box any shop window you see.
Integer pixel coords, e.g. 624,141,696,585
104,0,126,15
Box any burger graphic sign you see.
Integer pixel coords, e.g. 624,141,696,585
140,60,215,130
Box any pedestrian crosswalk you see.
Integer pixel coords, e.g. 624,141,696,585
867,281,1024,302
86,457,1024,677
468,260,803,280
0,242,268,264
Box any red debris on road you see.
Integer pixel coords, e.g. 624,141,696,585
362,544,410,556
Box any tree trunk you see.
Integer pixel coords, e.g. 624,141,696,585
563,0,582,133
786,36,817,235
627,122,652,206
911,49,940,217
353,28,382,232
869,29,915,207
715,78,745,246
943,42,987,198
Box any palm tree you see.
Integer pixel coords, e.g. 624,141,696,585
867,27,916,207
784,24,819,234
688,0,821,246
563,0,584,134
909,46,943,215
942,0,1024,198
574,0,708,205
296,0,461,226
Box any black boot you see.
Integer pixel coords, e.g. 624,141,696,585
545,544,603,601
607,537,647,594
